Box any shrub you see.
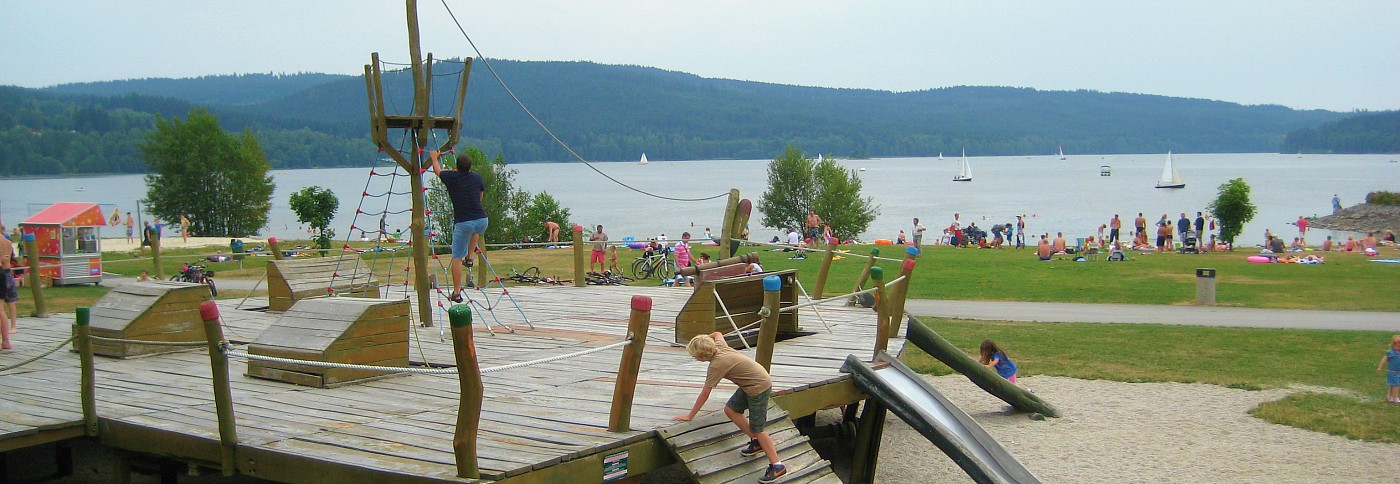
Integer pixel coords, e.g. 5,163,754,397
1365,191,1400,206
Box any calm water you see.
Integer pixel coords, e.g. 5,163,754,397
2,153,1395,246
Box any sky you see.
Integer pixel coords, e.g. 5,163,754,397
2,1,1398,112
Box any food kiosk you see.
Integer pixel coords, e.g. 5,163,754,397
20,202,107,286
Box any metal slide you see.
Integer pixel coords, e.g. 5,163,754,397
842,353,1040,484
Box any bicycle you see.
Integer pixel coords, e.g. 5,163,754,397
630,248,675,280
499,267,570,286
586,271,634,286
170,262,217,297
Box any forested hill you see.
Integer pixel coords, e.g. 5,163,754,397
1281,111,1400,154
2,60,1351,176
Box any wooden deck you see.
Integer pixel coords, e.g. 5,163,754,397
0,283,903,482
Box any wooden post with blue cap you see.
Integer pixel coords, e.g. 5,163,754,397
74,307,97,436
571,225,585,287
609,295,652,432
888,246,919,337
448,305,482,478
21,232,47,317
755,275,783,370
199,301,238,476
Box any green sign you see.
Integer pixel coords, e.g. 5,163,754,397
603,450,628,481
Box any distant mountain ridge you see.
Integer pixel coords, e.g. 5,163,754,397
0,60,1362,175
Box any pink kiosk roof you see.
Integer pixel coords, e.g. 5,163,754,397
22,202,111,227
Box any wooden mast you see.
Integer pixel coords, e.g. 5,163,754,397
365,0,472,327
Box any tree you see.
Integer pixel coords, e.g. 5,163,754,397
141,109,274,236
289,186,339,254
758,145,879,239
1207,178,1257,248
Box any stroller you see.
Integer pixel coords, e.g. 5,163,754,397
1178,229,1200,254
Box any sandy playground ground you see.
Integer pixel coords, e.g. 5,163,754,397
875,374,1395,483
100,236,267,254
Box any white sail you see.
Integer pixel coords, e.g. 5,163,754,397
1155,151,1184,188
638,153,649,165
953,147,972,181
938,152,944,160
1059,146,1066,160
816,154,824,163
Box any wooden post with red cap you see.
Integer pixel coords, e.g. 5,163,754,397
267,237,284,261
199,301,238,476
609,295,652,432
755,275,783,371
21,233,47,317
73,307,97,436
571,225,585,287
448,305,483,478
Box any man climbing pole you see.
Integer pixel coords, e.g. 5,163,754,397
430,150,488,303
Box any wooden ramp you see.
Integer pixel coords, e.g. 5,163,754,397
87,280,212,358
658,402,839,483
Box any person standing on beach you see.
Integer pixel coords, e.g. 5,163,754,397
430,150,489,303
589,225,608,273
1134,213,1147,242
1108,214,1122,244
0,232,18,347
1332,194,1342,213
1194,212,1205,239
179,213,192,243
674,332,787,483
1378,335,1400,404
1176,213,1191,242
1016,215,1026,249
804,210,822,246
912,217,926,248
1295,215,1308,246
124,212,134,244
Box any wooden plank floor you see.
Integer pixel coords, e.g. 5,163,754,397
0,283,903,481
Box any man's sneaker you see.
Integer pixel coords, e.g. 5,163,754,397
758,463,786,483
739,439,762,458
447,290,463,303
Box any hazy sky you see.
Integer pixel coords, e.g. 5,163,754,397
3,1,1398,112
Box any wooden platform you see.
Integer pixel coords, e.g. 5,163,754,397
0,284,903,482
659,402,839,483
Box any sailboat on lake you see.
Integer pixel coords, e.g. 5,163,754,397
1154,151,1184,188
953,148,972,182
638,153,649,165
1059,146,1066,160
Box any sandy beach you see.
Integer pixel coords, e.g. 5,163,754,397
100,236,267,254
876,374,1394,483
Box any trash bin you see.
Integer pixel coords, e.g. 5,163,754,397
230,239,245,261
1195,268,1216,305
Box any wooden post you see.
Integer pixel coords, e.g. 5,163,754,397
728,197,752,258
887,247,919,338
849,399,888,484
609,295,652,432
473,246,488,289
21,233,47,317
199,301,238,476
755,275,782,371
853,247,879,292
73,307,97,436
717,189,739,259
150,231,163,280
572,225,585,287
267,237,284,261
448,305,483,478
813,242,837,299
870,266,890,359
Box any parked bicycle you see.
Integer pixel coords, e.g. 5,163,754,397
630,246,675,280
171,262,217,296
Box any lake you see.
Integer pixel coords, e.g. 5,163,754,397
2,153,1395,247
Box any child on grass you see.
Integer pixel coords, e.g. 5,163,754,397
1378,335,1400,404
674,332,786,483
979,339,1020,384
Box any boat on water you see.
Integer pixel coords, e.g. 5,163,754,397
1059,146,1066,160
638,153,648,165
1154,151,1185,188
938,152,943,160
953,148,972,182
1100,165,1112,176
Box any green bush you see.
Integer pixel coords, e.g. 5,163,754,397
1365,191,1400,206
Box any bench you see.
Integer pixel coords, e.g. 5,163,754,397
674,268,801,345
266,257,379,312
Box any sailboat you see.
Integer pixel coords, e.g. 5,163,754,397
1154,151,1185,188
638,153,649,165
1059,146,1066,160
938,152,944,160
953,148,972,182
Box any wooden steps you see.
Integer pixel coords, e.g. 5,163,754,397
659,402,838,483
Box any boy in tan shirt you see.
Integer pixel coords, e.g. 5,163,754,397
674,332,786,483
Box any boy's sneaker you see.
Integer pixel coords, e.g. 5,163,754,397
758,463,786,483
447,290,463,303
739,439,762,458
